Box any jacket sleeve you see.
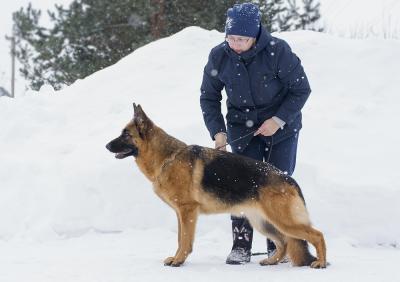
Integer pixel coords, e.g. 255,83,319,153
274,40,311,125
200,51,226,140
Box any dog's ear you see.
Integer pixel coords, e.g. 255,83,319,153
133,103,141,119
133,104,152,138
133,103,145,119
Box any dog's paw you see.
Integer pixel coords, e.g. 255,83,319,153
164,256,184,267
310,260,327,269
259,257,279,266
171,260,184,267
164,256,175,266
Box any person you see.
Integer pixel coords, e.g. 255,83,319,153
200,2,311,265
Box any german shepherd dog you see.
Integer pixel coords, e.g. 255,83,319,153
106,104,327,268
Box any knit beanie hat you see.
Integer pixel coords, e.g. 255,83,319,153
225,3,261,38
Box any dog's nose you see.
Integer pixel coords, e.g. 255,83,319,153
106,143,111,151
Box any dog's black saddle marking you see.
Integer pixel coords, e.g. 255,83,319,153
201,152,274,204
189,145,203,158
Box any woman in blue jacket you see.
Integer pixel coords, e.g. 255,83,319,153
200,3,311,264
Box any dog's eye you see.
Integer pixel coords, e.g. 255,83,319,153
122,130,131,138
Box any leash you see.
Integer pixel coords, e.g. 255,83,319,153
252,252,269,256
215,129,257,150
266,135,274,163
215,131,274,163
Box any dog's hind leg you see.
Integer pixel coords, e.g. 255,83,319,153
259,187,327,268
286,237,316,266
246,215,287,265
164,204,199,267
279,225,326,268
258,221,287,266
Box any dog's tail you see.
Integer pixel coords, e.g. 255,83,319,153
287,238,316,266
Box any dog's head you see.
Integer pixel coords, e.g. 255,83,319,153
106,103,153,159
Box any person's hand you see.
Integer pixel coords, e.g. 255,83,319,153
214,132,227,151
254,118,280,136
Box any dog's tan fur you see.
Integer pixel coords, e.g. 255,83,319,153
106,104,327,268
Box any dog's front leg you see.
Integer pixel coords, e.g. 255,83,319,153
164,210,182,265
164,205,198,267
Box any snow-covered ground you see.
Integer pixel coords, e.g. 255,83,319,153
1,230,398,282
1,27,400,281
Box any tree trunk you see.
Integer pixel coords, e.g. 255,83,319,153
150,0,165,38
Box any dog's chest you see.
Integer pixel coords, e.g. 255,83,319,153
152,182,179,209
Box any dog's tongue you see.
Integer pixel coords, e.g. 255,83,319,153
115,153,125,159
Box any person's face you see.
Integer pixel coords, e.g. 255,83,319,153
226,35,256,54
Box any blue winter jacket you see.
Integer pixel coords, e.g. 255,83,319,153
200,26,311,152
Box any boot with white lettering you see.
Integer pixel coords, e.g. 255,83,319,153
226,217,253,265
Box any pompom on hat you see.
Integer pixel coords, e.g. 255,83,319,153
225,3,261,38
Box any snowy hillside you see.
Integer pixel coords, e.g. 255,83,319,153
1,27,399,281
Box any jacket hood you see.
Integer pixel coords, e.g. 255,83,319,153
224,25,272,60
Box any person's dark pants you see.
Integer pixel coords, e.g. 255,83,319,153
230,133,299,253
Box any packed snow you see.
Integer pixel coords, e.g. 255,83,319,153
1,26,399,281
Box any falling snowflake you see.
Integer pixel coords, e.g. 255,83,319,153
246,120,254,128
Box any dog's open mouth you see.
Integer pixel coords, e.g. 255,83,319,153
106,137,138,159
115,148,136,159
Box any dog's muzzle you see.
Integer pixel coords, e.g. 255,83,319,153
106,138,138,159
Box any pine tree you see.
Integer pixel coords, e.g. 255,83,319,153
13,0,153,90
150,0,236,37
13,0,237,90
275,0,322,32
277,0,301,32
12,0,322,90
298,0,322,31
254,0,286,32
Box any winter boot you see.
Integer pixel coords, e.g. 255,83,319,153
267,238,276,258
226,217,253,265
